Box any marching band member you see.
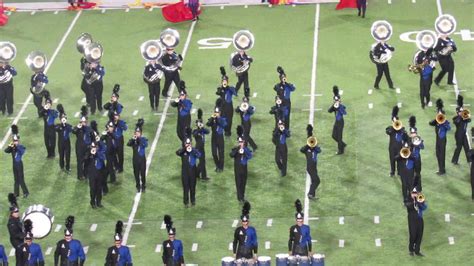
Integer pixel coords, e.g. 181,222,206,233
469,128,474,201
274,66,295,128
192,109,210,181
273,120,290,177
17,220,44,266
386,106,406,177
7,193,24,254
103,84,123,117
408,116,424,191
0,58,17,116
41,91,59,158
161,42,182,98
269,95,289,129
404,188,427,257
127,119,148,193
84,61,105,115
232,201,258,262
113,111,128,173
207,99,227,172
72,106,92,180
162,215,185,266
103,121,118,186
176,128,201,207
357,0,366,18
231,30,254,94
396,138,415,201
451,95,471,165
370,21,395,90
230,126,253,203
0,243,7,265
429,99,450,175
55,104,72,173
216,66,237,137
85,125,106,208
328,86,347,155
288,199,312,256
30,69,49,118
105,221,133,266
171,81,192,142
5,125,29,198
372,40,395,90
300,125,321,200
143,59,163,111
434,35,457,86
231,50,252,94
416,48,437,109
235,88,257,151
54,216,86,266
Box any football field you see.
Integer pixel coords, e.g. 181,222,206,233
1,0,473,265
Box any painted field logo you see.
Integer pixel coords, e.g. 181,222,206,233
197,37,233,49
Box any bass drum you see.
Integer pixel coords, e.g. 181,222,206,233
22,204,54,239
222,256,235,266
312,254,325,266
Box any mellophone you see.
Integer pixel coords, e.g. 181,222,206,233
221,254,325,266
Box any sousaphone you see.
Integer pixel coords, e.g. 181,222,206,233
416,30,437,51
84,42,103,64
232,30,255,51
140,40,164,61
76,33,93,54
435,14,456,36
25,51,48,73
0,41,17,64
160,28,180,49
370,20,393,63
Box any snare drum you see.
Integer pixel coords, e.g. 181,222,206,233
288,256,297,266
299,256,311,266
22,205,54,239
235,258,250,266
258,256,271,266
276,253,288,266
312,254,325,266
222,256,236,266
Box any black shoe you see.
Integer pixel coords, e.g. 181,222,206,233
90,202,96,209
201,177,210,181
141,186,146,193
389,86,395,89
280,170,286,177
362,14,365,18
389,172,394,177
374,86,380,90
336,151,344,155
191,202,195,206
409,251,414,256
97,203,103,208
137,187,141,193
434,80,440,86
23,193,29,198
452,161,459,165
415,252,424,257
447,82,456,85
436,171,446,175
358,11,361,16
185,203,189,208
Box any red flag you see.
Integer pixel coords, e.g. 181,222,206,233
162,1,201,23
336,0,357,10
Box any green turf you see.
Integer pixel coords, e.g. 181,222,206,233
1,1,474,265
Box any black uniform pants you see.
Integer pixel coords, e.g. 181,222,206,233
44,125,56,157
116,137,124,172
0,80,14,115
133,157,146,190
419,76,432,108
196,146,207,179
243,121,257,150
414,159,422,191
177,115,191,142
33,93,43,117
13,162,29,196
223,103,233,136
389,144,402,175
163,71,180,97
434,56,454,84
87,81,103,115
89,173,102,206
58,140,71,171
234,164,248,201
357,0,366,16
400,171,414,201
452,136,470,164
76,145,86,179
211,135,225,170
106,153,117,184
235,71,249,93
408,213,424,253
470,163,474,199
284,101,292,129
332,120,346,153
236,245,253,259
436,137,447,173
275,144,288,176
147,81,161,109
307,165,320,196
374,63,393,88
182,166,197,205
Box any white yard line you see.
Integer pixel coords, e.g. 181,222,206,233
122,20,197,245
304,3,320,225
0,10,82,149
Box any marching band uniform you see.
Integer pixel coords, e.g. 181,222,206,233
396,141,415,201
54,216,86,266
451,95,471,165
84,140,106,208
162,216,185,266
171,82,192,142
5,126,29,198
372,42,395,89
434,36,457,86
161,49,182,98
216,67,237,137
72,106,91,180
269,96,289,129
127,119,148,193
105,221,133,266
273,121,290,177
103,122,118,185
0,244,7,266
289,200,312,256
30,72,48,118
55,105,72,172
328,86,347,155
408,116,424,191
41,95,59,158
230,126,253,203
405,188,427,256
176,133,201,207
469,130,474,200
301,125,321,199
192,109,210,180
386,106,406,176
16,232,45,266
235,89,257,151
113,113,128,173
103,84,124,117
83,62,105,115
231,51,252,93
429,99,451,175
416,48,437,109
7,194,24,252
143,60,163,110
0,63,16,116
274,67,295,128
80,57,88,97
207,101,227,172
357,0,366,18
233,202,258,260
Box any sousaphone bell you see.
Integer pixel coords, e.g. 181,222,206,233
76,33,93,54
232,30,255,51
160,28,180,49
25,51,48,73
435,14,456,36
0,41,17,64
140,40,164,61
415,30,437,51
84,42,103,64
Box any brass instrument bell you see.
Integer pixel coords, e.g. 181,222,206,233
307,136,318,148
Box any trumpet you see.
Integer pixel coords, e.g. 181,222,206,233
276,98,282,105
239,102,249,112
186,146,192,152
279,124,285,131
9,142,16,148
416,193,425,203
239,148,244,154
307,136,318,148
77,123,83,129
411,135,422,146
461,109,471,120
400,147,411,159
392,119,402,130
333,101,340,109
90,147,97,155
174,97,180,104
436,113,446,124
211,113,218,119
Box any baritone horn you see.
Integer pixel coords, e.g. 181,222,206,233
307,136,318,148
436,113,446,124
0,41,17,64
461,109,471,120
400,147,411,159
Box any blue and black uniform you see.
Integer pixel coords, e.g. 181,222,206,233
405,197,427,255
114,119,128,173
207,116,227,171
300,145,321,198
83,63,105,115
231,52,252,93
162,239,184,266
373,42,395,89
451,114,471,164
72,125,91,180
230,146,252,202
54,239,86,266
274,82,295,128
143,62,163,110
270,103,289,129
161,52,181,97
5,144,29,197
385,126,406,176
85,145,106,208
236,105,257,150
429,118,451,174
192,127,210,179
0,244,8,266
105,245,133,266
55,121,73,171
328,104,347,154
176,147,201,205
416,51,437,109
434,37,457,85
41,107,59,158
273,127,290,177
217,85,237,136
233,226,258,259
127,136,148,192
17,242,44,266
0,64,16,115
171,98,192,142
395,152,416,201
30,72,48,117
288,224,312,256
